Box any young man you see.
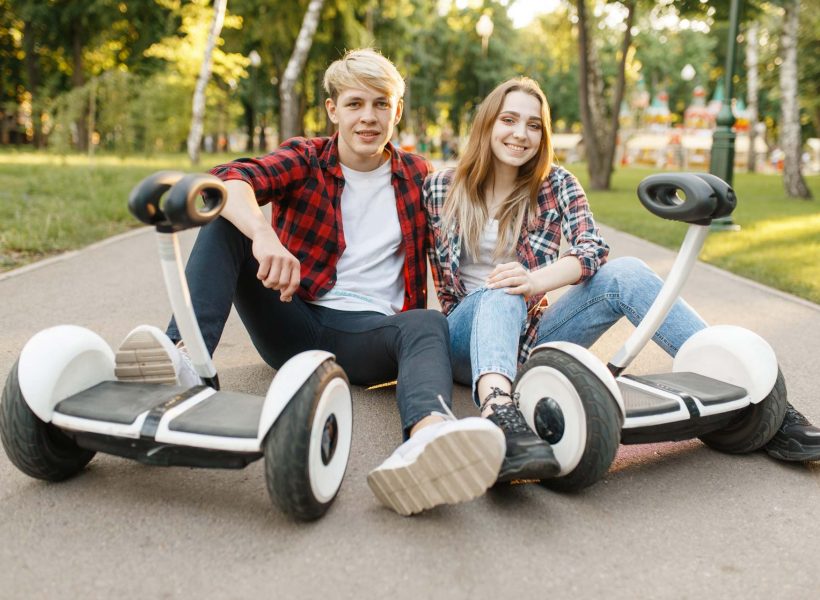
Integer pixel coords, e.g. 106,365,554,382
121,49,505,515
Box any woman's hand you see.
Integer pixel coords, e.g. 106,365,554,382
487,262,539,297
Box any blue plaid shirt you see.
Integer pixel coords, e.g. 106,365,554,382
423,166,610,364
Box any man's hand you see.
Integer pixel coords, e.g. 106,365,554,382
487,262,538,298
252,228,301,302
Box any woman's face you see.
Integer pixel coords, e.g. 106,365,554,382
489,90,543,170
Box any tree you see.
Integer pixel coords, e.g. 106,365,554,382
778,0,811,198
745,21,761,172
280,0,325,140
188,0,228,164
575,0,636,190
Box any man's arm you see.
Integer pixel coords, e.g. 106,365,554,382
221,179,300,302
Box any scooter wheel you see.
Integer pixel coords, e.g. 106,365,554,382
699,368,787,453
0,360,95,481
514,348,620,492
264,360,352,521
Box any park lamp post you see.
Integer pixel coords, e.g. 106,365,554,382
476,13,494,100
248,50,262,152
476,14,494,56
709,0,741,231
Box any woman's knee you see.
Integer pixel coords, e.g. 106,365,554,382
597,256,660,289
477,287,527,321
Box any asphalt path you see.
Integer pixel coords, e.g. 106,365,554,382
1,222,818,599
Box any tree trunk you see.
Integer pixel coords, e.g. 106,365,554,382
779,0,812,198
22,20,43,148
187,0,227,165
746,22,760,173
575,0,634,190
280,0,325,141
72,23,88,152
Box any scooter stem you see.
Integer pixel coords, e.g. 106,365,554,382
608,224,710,374
156,231,218,384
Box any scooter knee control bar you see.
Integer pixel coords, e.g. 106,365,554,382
637,173,736,225
128,171,227,232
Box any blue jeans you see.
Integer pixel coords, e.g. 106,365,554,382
447,257,707,405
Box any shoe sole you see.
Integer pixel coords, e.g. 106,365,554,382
367,428,504,516
496,453,561,483
765,437,820,462
115,329,176,384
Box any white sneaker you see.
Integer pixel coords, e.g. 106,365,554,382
115,325,203,387
367,412,506,516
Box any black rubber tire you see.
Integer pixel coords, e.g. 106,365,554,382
0,359,95,481
264,360,350,521
699,368,787,453
514,348,621,493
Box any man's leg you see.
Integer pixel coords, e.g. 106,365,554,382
448,288,559,481
314,307,505,515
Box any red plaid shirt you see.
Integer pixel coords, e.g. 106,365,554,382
211,134,431,311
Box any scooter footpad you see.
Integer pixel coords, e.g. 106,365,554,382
623,372,747,406
168,391,263,438
56,381,189,425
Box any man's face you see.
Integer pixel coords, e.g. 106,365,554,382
326,85,403,170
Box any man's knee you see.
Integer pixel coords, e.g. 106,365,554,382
400,309,449,339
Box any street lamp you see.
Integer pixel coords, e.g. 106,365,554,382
248,50,261,153
476,14,494,56
709,0,741,231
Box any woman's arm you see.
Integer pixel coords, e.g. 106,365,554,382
487,255,581,297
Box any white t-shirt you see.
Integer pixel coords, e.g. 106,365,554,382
308,158,405,315
459,219,516,292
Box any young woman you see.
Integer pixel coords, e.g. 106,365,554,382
423,77,820,482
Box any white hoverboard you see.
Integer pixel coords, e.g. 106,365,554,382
514,172,787,492
0,171,353,521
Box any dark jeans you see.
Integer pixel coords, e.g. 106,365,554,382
167,217,452,435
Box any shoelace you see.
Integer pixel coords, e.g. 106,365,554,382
783,403,809,426
489,402,531,434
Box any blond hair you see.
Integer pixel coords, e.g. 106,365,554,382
323,48,405,101
443,77,554,260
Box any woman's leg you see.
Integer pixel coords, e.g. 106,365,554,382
447,287,527,406
447,287,559,481
535,256,707,356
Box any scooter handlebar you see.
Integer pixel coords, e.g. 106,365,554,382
128,171,227,232
636,172,736,225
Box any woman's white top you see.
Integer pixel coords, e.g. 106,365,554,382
459,219,516,292
308,158,405,315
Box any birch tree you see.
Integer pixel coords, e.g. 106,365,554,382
279,0,325,141
187,0,227,165
778,0,812,198
745,22,761,173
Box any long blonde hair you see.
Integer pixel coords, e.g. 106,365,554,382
443,77,554,260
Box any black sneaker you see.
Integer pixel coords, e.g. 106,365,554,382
764,403,820,462
485,402,561,482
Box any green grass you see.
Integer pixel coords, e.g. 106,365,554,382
0,150,234,270
1,150,819,305
571,164,820,305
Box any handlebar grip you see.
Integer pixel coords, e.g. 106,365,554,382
163,174,227,231
127,170,186,226
693,173,737,219
127,172,227,232
637,173,718,225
